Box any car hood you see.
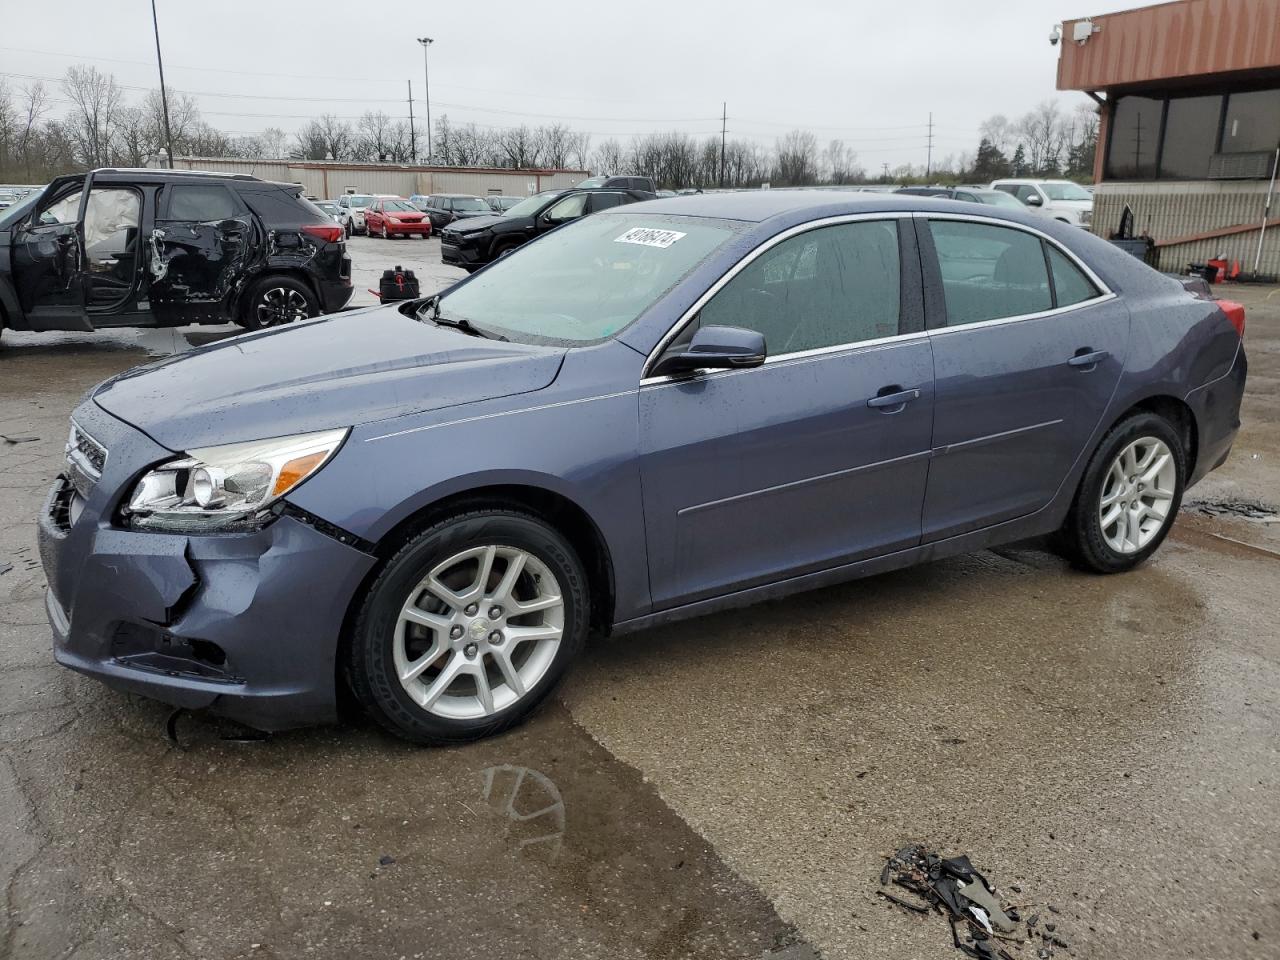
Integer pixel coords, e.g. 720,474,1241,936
450,209,491,219
445,213,506,233
92,306,565,451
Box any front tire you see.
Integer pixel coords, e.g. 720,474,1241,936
1059,412,1185,573
347,509,589,745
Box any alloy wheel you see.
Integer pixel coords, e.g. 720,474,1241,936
393,545,565,720
256,287,310,326
1098,436,1177,554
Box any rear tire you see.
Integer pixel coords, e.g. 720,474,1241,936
237,275,319,330
1057,411,1185,573
347,509,589,745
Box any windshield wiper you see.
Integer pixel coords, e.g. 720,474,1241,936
417,295,506,341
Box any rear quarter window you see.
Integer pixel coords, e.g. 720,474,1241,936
240,187,325,225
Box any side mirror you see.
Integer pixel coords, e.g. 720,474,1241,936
651,325,766,377
1024,194,1044,207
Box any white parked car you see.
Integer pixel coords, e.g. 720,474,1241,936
989,179,1093,228
335,194,376,236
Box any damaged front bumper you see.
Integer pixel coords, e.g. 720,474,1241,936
36,401,377,731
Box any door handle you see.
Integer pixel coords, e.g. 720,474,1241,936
867,387,922,411
1068,349,1109,369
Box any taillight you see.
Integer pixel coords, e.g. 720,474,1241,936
1218,299,1246,338
302,224,344,243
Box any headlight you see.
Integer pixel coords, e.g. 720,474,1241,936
124,428,348,532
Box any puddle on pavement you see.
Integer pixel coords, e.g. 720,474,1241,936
1,324,239,363
5,698,802,960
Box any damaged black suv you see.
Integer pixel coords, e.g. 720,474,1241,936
0,168,352,339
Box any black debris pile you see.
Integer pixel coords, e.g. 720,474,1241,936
877,844,1069,959
1184,497,1278,521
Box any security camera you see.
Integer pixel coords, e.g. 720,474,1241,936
1049,24,1062,45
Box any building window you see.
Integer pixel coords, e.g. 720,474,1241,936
1158,95,1223,179
1222,89,1280,155
1107,96,1161,179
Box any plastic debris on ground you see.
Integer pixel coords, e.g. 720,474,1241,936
877,844,1071,959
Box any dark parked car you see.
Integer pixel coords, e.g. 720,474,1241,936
417,194,494,230
39,191,1246,746
576,174,657,195
0,168,352,337
895,186,1026,210
440,187,649,272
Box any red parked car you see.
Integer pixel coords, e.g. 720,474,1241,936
364,198,432,238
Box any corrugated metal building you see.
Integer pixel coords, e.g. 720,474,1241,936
163,157,588,199
1057,0,1280,275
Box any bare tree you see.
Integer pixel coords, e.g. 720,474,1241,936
258,126,288,159
0,81,17,173
534,123,573,168
566,130,591,170
497,125,540,168
291,120,329,161
979,114,1015,156
314,114,356,161
62,65,125,167
774,129,819,186
592,138,625,175
16,82,51,179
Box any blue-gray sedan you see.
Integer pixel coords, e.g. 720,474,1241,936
38,191,1247,744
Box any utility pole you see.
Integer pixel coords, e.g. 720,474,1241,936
150,0,175,168
719,101,727,189
407,80,416,163
417,37,434,162
882,162,890,181
926,111,934,179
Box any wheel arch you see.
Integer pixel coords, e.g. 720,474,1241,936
335,482,617,691
1122,394,1199,479
231,267,323,322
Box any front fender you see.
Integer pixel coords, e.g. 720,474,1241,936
284,343,653,621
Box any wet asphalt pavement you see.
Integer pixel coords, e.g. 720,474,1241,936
1,247,1278,959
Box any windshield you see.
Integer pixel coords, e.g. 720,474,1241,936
450,197,490,211
436,214,736,344
347,195,374,207
383,200,416,212
975,190,1025,210
502,192,560,218
1041,182,1092,201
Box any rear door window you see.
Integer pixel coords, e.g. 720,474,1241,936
927,220,1052,325
164,184,239,221
589,192,625,212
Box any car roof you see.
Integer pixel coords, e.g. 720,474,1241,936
622,188,1065,227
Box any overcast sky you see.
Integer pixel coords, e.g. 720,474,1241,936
2,0,1139,169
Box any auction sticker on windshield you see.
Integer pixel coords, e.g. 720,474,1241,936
614,227,687,249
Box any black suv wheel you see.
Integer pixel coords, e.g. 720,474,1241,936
239,275,319,330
